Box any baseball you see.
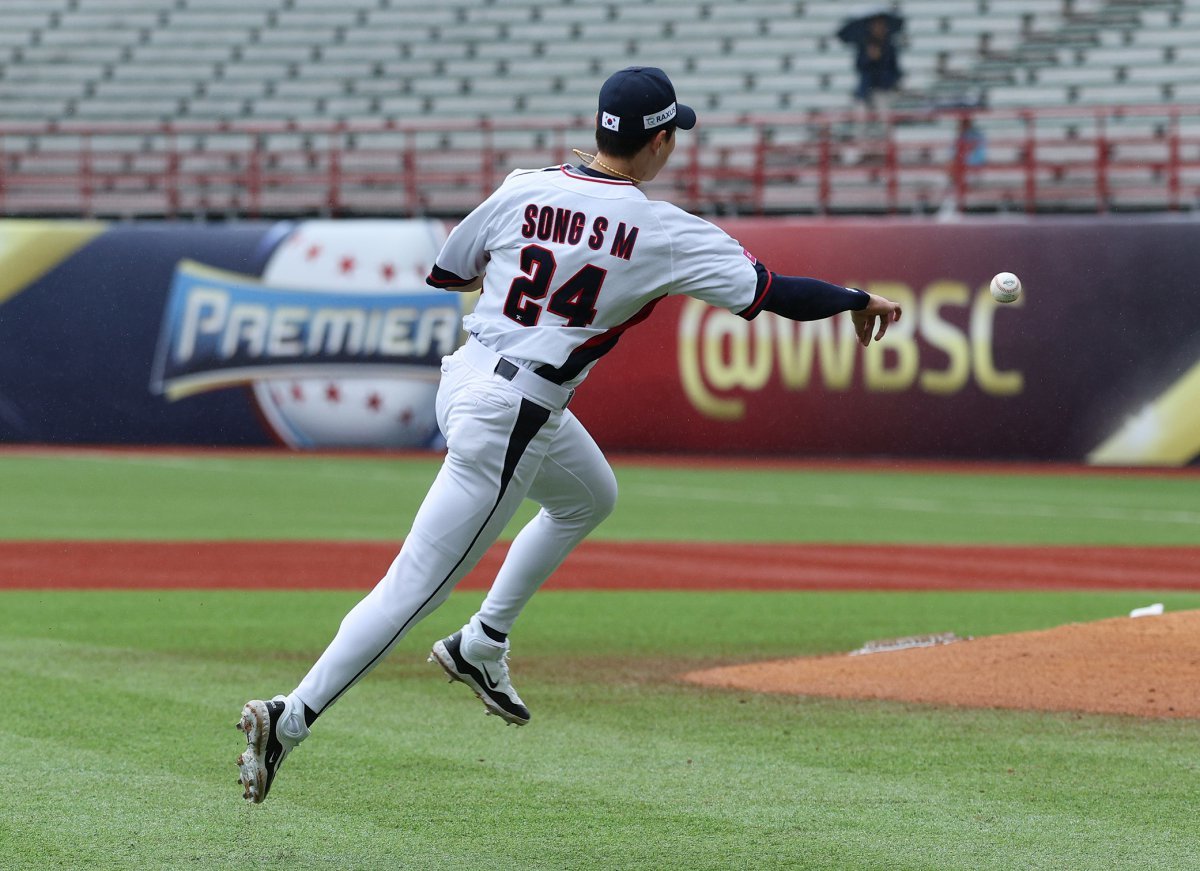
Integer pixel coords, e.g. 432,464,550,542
990,271,1022,303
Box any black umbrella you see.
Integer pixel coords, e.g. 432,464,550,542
837,6,904,45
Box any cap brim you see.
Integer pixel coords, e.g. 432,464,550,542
675,103,697,130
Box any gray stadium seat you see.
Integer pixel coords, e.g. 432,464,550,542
2,0,1199,217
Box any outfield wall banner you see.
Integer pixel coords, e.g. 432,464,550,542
572,216,1200,465
0,219,458,449
0,216,1197,463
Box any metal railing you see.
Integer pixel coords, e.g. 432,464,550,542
1,104,1197,219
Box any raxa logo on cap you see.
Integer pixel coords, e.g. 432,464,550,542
643,103,677,129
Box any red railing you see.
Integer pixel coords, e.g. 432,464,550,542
1,104,1197,219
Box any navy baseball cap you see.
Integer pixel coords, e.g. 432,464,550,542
597,66,697,137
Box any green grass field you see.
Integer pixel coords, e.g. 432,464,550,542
2,451,1199,870
4,451,1198,543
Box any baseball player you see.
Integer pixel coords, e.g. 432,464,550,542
236,66,902,803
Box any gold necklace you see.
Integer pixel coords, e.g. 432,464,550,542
571,149,643,185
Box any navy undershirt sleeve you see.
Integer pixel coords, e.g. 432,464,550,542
738,262,869,321
426,264,476,289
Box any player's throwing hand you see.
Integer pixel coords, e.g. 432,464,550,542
850,292,903,346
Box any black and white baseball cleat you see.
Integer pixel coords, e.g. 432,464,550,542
236,696,304,803
429,619,530,726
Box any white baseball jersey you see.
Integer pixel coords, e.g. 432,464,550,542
431,165,760,388
290,166,763,730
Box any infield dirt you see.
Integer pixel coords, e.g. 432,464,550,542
3,540,1198,590
684,610,1200,719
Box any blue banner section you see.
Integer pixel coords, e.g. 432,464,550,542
0,223,281,445
0,219,455,447
151,260,461,399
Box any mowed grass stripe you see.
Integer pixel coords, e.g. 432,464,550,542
1,453,1198,544
623,481,1200,526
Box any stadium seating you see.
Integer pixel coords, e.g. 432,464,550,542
0,0,1194,124
0,0,1197,216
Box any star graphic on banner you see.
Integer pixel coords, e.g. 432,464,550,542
325,383,341,403
366,392,382,412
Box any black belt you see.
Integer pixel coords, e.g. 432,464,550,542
494,359,521,381
493,357,574,409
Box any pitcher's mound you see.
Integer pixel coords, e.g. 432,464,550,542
683,610,1200,719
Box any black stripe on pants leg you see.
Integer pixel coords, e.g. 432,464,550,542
319,398,553,713
498,398,552,497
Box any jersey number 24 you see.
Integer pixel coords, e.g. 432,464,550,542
503,244,605,328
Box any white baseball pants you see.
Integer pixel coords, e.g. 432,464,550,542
293,338,617,715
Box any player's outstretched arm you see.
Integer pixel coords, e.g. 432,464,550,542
738,270,901,348
850,292,902,346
